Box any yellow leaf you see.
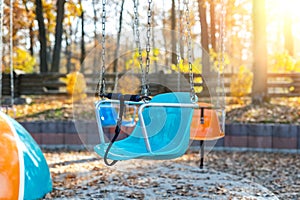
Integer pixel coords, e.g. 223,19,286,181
12,47,36,73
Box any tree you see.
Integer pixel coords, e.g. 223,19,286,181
92,0,99,72
80,0,85,73
198,0,210,74
209,0,216,51
171,0,176,65
23,0,35,56
162,0,168,66
51,0,66,73
35,0,48,73
252,0,267,104
113,0,125,73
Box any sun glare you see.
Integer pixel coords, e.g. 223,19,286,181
271,0,300,19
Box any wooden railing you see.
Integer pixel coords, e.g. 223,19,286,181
1,72,300,98
1,73,66,96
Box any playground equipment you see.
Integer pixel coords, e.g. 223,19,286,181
0,111,52,199
95,92,196,164
0,0,52,198
92,0,226,167
190,103,225,168
190,103,225,141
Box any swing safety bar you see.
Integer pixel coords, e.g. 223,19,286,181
95,99,224,153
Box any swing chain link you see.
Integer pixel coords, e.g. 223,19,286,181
143,0,152,96
184,0,196,102
133,0,146,94
96,0,107,97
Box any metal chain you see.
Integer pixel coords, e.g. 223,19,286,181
144,0,152,96
133,0,146,94
96,0,106,97
183,0,196,102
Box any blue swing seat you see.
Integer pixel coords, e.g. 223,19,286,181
94,92,195,161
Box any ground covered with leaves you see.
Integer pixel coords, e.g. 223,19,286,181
226,101,300,124
226,97,300,124
42,150,299,200
10,96,74,121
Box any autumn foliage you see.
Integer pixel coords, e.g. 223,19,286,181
230,66,253,98
62,71,87,101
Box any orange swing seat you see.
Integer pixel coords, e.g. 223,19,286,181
190,103,225,140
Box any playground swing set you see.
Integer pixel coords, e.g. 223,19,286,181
0,0,52,199
93,0,226,167
0,0,225,198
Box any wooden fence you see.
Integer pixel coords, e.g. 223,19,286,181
1,72,300,98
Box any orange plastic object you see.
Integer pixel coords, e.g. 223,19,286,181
0,115,20,200
190,102,225,140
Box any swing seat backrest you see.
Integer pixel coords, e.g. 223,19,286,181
135,92,193,152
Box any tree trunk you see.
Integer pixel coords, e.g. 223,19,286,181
92,0,98,72
284,15,294,56
162,0,168,67
171,0,177,65
209,0,216,51
35,0,48,73
28,23,34,56
198,0,210,75
252,0,268,104
179,10,184,58
152,8,159,73
51,0,66,73
80,8,86,73
113,0,125,73
92,0,98,48
65,29,72,73
23,0,34,56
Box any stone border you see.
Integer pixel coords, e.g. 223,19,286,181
20,121,300,152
